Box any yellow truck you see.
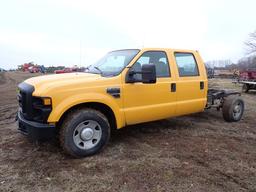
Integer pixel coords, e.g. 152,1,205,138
17,48,244,157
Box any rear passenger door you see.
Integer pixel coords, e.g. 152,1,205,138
173,52,207,115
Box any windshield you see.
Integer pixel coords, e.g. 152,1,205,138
85,49,140,76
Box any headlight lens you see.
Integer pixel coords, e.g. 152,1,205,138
32,97,52,122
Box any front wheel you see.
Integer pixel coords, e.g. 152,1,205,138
222,96,244,122
59,108,110,157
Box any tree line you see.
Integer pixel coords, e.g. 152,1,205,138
237,30,256,70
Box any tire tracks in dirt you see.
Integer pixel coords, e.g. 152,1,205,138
192,156,252,192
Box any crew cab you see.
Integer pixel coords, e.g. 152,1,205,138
17,48,244,157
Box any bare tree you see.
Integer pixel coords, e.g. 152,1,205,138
245,31,256,54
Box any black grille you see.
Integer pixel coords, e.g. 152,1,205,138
19,91,27,113
18,82,35,120
17,82,52,123
17,93,22,107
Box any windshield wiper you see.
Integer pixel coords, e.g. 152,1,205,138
93,66,103,75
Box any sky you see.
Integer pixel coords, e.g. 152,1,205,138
0,0,256,69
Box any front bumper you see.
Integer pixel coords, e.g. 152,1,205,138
17,111,56,141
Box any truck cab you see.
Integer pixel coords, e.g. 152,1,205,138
122,49,208,124
17,48,243,157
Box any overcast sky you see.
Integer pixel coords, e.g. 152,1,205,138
0,0,256,69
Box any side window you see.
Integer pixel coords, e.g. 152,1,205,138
175,53,199,77
131,51,170,80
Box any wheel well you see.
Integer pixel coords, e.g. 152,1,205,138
57,102,117,131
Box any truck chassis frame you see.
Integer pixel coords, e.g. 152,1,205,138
206,89,241,110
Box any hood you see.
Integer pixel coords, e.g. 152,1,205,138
25,72,103,96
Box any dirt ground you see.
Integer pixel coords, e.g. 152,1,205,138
0,71,256,192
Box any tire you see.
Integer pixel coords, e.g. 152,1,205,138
242,84,249,93
222,96,244,122
59,108,110,158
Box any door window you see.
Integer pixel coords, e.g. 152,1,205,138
175,53,199,77
131,51,170,80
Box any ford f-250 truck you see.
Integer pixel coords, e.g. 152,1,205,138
17,48,244,157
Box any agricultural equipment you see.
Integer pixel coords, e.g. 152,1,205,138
236,69,256,92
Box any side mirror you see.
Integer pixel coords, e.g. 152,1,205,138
141,64,156,84
125,64,156,84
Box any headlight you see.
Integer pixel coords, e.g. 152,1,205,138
32,97,52,122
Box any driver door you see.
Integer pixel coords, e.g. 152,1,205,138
122,51,177,125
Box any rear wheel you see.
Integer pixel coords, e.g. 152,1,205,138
222,96,244,122
60,108,110,157
242,84,250,93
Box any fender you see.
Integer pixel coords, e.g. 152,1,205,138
47,92,125,128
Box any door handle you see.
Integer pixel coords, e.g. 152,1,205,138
200,81,204,90
171,83,176,92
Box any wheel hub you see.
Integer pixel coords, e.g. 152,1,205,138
73,120,102,150
80,128,94,141
234,105,241,113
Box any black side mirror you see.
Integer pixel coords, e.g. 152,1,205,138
141,64,156,84
126,64,156,84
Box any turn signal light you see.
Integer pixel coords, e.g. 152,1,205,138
42,98,52,105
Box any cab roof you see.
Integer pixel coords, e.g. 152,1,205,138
112,48,198,54
140,48,198,53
